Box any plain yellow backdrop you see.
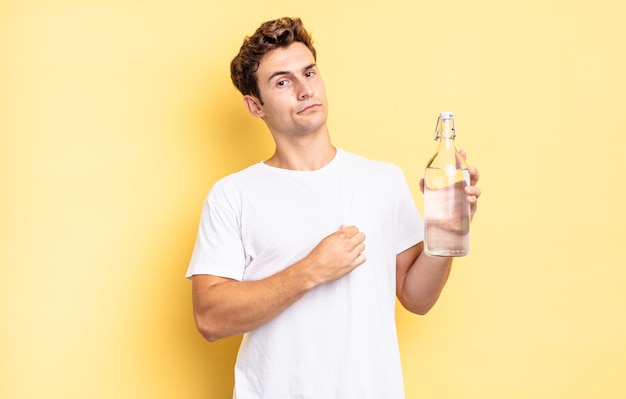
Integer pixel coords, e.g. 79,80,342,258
1,0,624,398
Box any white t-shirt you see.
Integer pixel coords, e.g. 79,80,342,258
187,149,424,399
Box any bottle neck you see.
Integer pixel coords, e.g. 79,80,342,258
436,137,456,151
434,117,456,140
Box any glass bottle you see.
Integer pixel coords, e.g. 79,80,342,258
423,112,470,256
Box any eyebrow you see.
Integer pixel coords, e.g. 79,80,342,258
267,63,317,82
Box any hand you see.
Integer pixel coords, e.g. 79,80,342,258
459,149,481,221
419,149,481,222
304,225,366,285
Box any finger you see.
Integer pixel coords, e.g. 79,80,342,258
467,165,480,186
339,225,361,239
339,225,357,234
459,150,479,186
353,241,366,254
459,149,467,161
464,185,481,200
353,253,367,266
467,194,478,205
349,231,366,247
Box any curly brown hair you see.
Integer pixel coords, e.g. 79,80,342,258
230,17,317,103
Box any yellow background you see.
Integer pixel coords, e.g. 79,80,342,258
2,0,624,398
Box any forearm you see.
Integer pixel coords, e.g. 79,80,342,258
193,225,366,341
192,259,318,342
397,153,479,315
398,252,452,315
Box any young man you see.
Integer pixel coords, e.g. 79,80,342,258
187,17,481,398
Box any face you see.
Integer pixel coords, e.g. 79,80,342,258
245,42,328,138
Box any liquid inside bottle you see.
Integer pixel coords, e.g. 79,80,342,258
424,112,470,257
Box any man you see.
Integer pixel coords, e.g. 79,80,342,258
187,17,481,398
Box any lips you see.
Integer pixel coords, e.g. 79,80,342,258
297,103,321,114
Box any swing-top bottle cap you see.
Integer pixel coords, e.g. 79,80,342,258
439,111,454,120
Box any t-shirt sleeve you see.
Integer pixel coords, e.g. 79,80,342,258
394,168,424,254
185,184,246,280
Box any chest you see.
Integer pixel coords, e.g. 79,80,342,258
238,172,397,279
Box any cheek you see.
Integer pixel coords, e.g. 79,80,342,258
263,104,289,123
316,79,326,93
271,98,294,115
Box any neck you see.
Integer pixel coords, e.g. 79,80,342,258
265,126,336,171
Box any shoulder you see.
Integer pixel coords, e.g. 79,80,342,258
207,163,267,203
215,163,266,186
339,149,405,179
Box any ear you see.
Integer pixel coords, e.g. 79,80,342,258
243,95,265,118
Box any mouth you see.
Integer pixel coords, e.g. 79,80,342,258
297,103,321,114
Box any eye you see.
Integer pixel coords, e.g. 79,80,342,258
276,79,290,87
305,71,315,78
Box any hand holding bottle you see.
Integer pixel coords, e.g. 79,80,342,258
423,112,481,257
420,149,480,225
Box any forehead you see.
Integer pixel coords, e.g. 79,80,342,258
256,42,316,79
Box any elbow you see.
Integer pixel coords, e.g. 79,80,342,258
400,298,436,316
199,329,221,343
194,313,227,342
398,287,443,316
414,304,434,316
196,322,223,343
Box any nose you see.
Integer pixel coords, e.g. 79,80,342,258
297,79,314,100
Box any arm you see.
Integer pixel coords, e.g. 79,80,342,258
395,243,452,314
397,151,481,314
191,225,366,342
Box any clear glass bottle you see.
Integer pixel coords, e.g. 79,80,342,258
423,112,470,256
